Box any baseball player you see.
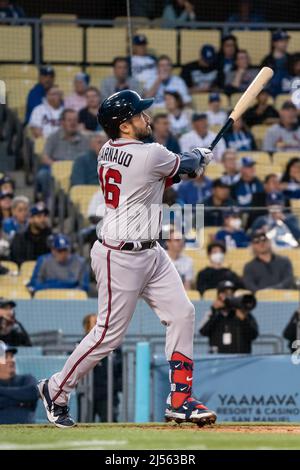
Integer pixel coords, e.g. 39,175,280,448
38,90,217,428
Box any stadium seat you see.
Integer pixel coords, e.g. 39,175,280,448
0,261,18,275
41,13,77,23
43,25,84,63
136,28,177,63
34,289,88,300
52,161,73,193
20,261,36,284
226,248,252,276
86,66,113,87
203,227,220,246
192,92,229,112
202,289,217,301
231,92,274,109
255,164,282,180
231,30,271,65
6,79,36,117
287,31,300,54
114,16,150,27
0,277,31,299
184,248,209,273
54,65,82,83
186,290,200,301
255,289,300,302
0,64,38,80
87,28,127,63
204,163,224,179
180,30,221,64
0,26,32,62
34,137,46,156
273,248,300,278
251,125,270,148
69,185,99,224
272,151,300,169
237,151,271,166
275,94,292,110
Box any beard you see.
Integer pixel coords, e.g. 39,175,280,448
132,123,152,140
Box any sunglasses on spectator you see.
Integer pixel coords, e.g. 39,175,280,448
252,235,268,244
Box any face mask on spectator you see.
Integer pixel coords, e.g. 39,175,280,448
229,217,242,230
210,252,224,264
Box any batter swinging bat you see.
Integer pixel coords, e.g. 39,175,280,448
209,66,274,151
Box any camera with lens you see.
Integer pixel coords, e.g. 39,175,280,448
224,294,257,312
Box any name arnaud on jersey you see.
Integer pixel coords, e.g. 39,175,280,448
99,145,133,168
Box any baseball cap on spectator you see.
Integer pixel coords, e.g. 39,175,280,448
209,93,220,103
51,234,71,251
241,156,256,168
250,229,268,243
281,101,297,111
74,72,90,85
212,178,230,189
266,192,284,207
201,44,216,64
0,343,17,355
30,202,49,217
272,30,290,42
40,65,55,76
0,297,16,309
217,280,237,293
0,175,15,188
133,34,148,45
192,112,207,122
223,207,241,219
0,190,13,199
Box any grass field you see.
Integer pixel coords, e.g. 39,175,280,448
0,423,300,450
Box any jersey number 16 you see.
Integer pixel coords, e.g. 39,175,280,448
99,166,122,209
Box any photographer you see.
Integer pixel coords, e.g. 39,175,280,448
283,310,300,352
0,298,31,347
199,280,259,354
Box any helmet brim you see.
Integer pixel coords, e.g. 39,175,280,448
135,97,154,113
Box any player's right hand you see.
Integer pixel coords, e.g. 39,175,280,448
192,147,214,167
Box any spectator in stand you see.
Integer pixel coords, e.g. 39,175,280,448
215,208,249,249
64,73,89,112
283,310,300,352
0,190,13,226
0,1,25,18
78,87,102,132
0,343,39,425
81,313,122,422
204,179,235,226
0,298,31,346
129,34,157,87
145,55,191,108
224,117,257,151
71,132,107,187
179,113,226,162
10,202,52,266
261,30,293,97
165,229,194,290
0,174,14,194
101,57,142,101
280,54,300,98
216,35,239,89
2,196,29,240
36,109,89,202
227,0,265,23
0,228,10,264
28,86,64,139
25,66,55,124
231,157,263,208
162,0,196,26
180,44,218,93
164,91,192,139
244,90,279,127
243,229,294,291
251,192,300,248
225,50,258,95
146,113,180,153
199,280,258,354
28,234,89,294
176,172,212,206
263,102,300,153
206,93,227,127
281,157,300,200
220,149,240,186
196,242,243,296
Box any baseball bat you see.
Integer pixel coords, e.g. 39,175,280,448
209,66,274,150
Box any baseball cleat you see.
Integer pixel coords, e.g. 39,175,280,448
38,379,76,428
165,395,217,427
